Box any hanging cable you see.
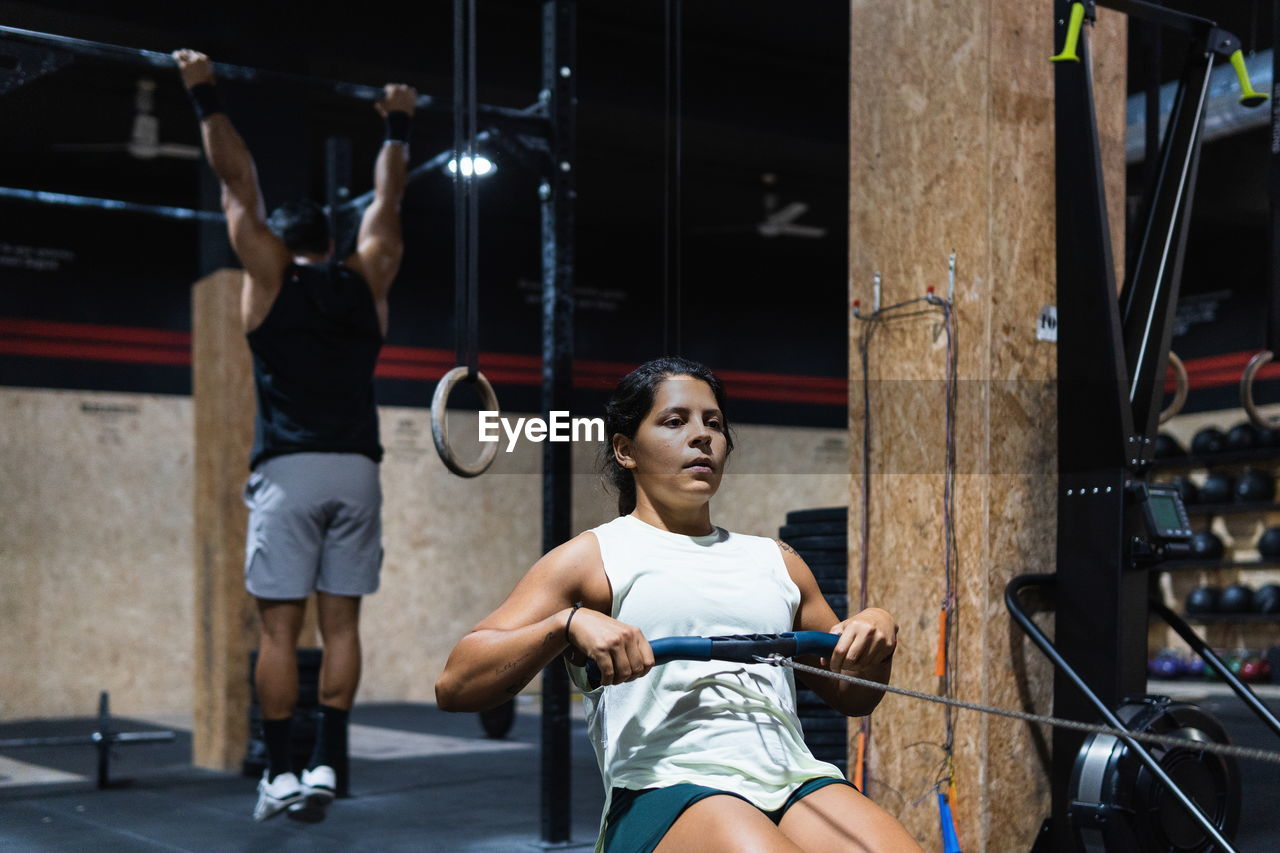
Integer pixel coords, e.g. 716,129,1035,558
433,0,499,478
759,656,1280,767
662,0,684,356
854,284,959,803
454,0,480,380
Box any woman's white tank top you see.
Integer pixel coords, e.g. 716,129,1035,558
569,513,843,834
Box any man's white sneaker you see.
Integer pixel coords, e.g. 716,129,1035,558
253,771,304,822
287,765,336,822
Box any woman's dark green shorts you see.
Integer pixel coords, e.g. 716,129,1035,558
602,776,860,853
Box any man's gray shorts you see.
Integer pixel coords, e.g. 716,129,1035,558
243,452,383,600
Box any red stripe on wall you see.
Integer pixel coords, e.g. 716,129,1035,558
0,317,191,348
9,317,1280,403
0,317,851,404
0,339,191,366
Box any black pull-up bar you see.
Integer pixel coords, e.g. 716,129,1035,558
0,24,546,131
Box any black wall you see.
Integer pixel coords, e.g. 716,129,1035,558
0,1,851,427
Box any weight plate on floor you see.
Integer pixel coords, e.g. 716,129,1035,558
818,577,847,595
799,715,849,733
786,508,848,526
784,535,848,551
780,521,848,538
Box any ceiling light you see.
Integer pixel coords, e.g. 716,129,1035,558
446,155,495,177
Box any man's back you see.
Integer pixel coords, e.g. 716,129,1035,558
247,261,384,470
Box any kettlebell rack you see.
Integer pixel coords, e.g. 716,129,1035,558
1028,1,1276,850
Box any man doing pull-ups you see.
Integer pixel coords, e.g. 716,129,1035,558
174,47,414,823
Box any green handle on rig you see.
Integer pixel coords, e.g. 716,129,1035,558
1229,50,1268,108
1051,3,1086,64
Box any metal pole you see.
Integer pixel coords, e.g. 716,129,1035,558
1007,578,1239,853
0,23,538,126
539,0,576,845
1149,596,1280,739
1270,2,1280,354
324,136,353,257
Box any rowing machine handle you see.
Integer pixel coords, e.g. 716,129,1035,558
583,631,838,689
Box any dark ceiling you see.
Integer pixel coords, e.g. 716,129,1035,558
0,0,855,419
0,1,1273,409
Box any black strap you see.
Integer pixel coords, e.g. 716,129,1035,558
662,0,683,357
187,83,224,120
453,0,480,378
563,602,586,665
384,110,411,144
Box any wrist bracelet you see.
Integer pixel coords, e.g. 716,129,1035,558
384,110,411,145
564,601,584,643
188,83,224,120
563,602,586,665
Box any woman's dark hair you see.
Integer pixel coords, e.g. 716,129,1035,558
600,356,735,515
267,199,331,255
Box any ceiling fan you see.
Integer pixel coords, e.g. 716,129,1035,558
54,78,202,161
694,172,829,240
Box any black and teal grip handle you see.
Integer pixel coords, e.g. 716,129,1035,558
584,631,838,688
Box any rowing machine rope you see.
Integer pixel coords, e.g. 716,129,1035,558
758,655,1280,766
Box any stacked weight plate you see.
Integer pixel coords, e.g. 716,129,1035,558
242,647,322,778
779,507,849,775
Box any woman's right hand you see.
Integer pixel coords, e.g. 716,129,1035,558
567,608,654,686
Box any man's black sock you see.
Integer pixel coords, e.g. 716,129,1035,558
263,718,293,781
308,704,349,771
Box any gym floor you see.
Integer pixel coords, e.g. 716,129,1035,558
0,699,604,851
1,686,1278,852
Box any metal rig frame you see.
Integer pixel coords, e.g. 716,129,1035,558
1044,1,1267,849
0,4,580,844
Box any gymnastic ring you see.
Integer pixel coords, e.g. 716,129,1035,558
430,366,500,478
1240,350,1280,429
1157,351,1188,424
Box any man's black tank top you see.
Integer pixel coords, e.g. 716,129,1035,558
246,261,384,470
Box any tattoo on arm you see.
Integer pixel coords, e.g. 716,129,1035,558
777,540,798,555
498,630,560,676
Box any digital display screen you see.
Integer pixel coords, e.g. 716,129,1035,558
1148,494,1183,530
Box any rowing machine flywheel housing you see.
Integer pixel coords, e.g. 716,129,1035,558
1069,695,1240,852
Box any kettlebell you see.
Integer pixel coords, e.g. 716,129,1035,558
1225,422,1258,451
1168,476,1199,506
1240,658,1271,684
1219,583,1255,613
1185,585,1220,614
1235,469,1275,503
1191,427,1226,456
1154,433,1186,459
1199,474,1235,505
1254,584,1280,614
1258,527,1280,558
1189,531,1225,561
1148,652,1181,680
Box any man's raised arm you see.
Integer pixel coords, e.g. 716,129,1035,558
351,84,416,299
173,48,287,290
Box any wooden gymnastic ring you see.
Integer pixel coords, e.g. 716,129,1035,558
1158,351,1188,424
1241,350,1280,429
431,366,500,478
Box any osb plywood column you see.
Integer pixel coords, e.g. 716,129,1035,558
192,269,258,770
849,4,1125,850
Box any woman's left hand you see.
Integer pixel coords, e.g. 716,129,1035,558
824,607,898,677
